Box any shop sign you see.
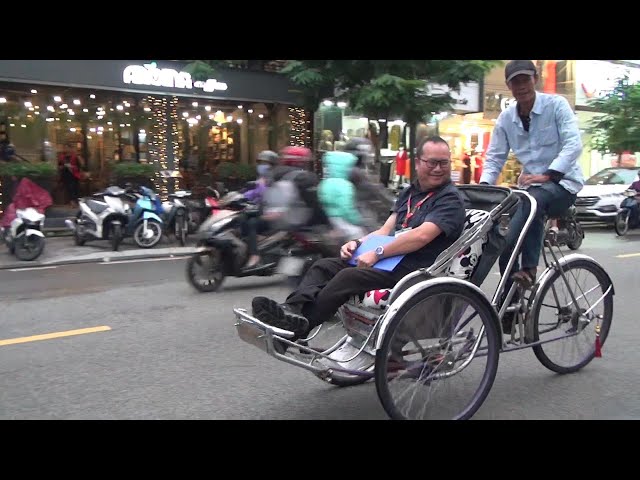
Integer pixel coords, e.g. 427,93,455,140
122,62,228,93
575,60,640,107
427,82,480,113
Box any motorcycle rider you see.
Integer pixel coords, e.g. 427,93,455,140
240,150,278,270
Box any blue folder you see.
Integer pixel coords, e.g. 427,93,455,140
347,234,405,272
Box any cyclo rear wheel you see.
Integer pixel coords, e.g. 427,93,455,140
530,258,613,374
375,282,500,420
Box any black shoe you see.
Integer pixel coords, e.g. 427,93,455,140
251,296,310,338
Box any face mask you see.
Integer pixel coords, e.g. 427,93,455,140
257,164,271,177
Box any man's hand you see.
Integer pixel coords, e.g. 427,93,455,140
356,250,378,268
519,174,550,186
340,240,359,260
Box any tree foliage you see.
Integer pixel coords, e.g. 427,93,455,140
588,76,640,156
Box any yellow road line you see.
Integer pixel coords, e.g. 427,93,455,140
615,253,640,258
0,326,111,347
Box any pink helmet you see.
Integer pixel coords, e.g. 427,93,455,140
279,146,313,168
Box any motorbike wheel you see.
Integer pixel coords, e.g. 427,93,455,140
73,228,86,246
14,234,45,261
111,224,123,251
614,210,630,237
567,222,584,250
186,250,226,292
175,213,187,247
133,220,163,248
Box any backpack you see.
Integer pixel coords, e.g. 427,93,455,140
262,169,314,230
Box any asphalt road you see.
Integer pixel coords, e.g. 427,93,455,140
1,228,639,419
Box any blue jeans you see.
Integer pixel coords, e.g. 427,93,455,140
499,182,576,277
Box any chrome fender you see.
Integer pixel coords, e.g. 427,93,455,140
22,229,45,238
375,276,499,351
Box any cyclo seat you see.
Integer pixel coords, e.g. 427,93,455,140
357,185,519,310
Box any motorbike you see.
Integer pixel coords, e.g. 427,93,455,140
160,190,191,246
614,189,640,236
66,186,130,251
545,204,585,250
122,186,164,249
1,207,46,261
185,191,332,293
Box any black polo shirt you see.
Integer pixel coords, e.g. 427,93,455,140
392,180,466,274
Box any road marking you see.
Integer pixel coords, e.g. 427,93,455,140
99,256,187,265
8,266,58,272
615,253,640,258
0,326,111,347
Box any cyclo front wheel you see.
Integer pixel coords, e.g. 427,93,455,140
530,258,613,374
375,282,500,420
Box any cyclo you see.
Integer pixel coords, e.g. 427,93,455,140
233,184,615,420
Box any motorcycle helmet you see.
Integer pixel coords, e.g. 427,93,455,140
279,146,313,168
343,137,374,168
257,150,278,165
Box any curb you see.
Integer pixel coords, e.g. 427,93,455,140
0,249,197,271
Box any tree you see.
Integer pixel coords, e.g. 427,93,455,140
588,76,640,164
279,60,500,171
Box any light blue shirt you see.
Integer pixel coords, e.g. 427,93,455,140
479,92,584,194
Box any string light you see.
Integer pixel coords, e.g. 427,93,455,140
288,107,311,147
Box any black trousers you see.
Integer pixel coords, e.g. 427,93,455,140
285,257,406,329
240,217,270,256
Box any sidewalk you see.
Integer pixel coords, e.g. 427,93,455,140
0,235,197,270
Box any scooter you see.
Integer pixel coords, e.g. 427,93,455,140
122,186,164,249
185,192,329,292
66,186,130,251
614,189,640,236
161,191,190,246
1,207,46,261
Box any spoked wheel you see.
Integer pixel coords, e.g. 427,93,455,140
133,220,163,248
614,210,629,236
375,283,500,420
186,249,226,292
530,258,613,374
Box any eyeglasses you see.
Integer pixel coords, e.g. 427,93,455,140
419,157,451,169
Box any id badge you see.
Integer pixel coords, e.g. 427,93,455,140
395,227,412,237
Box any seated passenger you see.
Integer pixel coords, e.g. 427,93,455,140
251,136,466,341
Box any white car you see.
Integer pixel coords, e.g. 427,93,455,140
575,166,640,224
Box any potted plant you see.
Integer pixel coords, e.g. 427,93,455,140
111,162,156,188
215,161,242,191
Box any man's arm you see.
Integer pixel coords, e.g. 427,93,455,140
546,96,583,177
479,117,511,185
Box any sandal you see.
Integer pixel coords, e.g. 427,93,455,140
511,268,537,289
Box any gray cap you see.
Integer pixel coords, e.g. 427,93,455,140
505,60,537,83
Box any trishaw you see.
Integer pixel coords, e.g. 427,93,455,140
234,185,614,420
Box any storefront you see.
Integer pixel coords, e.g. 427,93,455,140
573,60,640,177
0,60,310,207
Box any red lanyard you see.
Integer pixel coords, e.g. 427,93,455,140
402,191,434,229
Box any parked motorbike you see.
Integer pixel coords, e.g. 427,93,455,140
1,207,46,261
66,186,130,251
161,191,190,246
122,186,164,249
185,192,330,293
614,189,640,236
545,204,585,250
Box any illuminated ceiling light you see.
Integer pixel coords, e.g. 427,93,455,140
28,107,34,111
120,124,125,127
30,89,37,94
107,121,112,125
60,103,68,109
337,102,347,108
21,124,27,128
46,118,54,122
205,106,211,111
0,98,6,103
83,108,89,113
182,112,189,118
323,100,334,106
9,123,15,127
108,127,113,131
116,105,124,111
258,114,264,118
90,94,96,99
192,102,198,107
87,135,92,139
70,127,76,132
34,111,40,115
97,131,103,135
236,118,243,124
90,128,96,132
24,101,32,108
73,99,81,105
53,96,62,102
248,109,254,113
97,126,104,131
195,115,201,120
34,105,39,109
237,105,243,109
139,129,146,134
46,106,54,112
144,107,151,112
226,115,233,122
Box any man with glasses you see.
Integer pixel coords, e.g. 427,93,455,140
251,136,466,341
